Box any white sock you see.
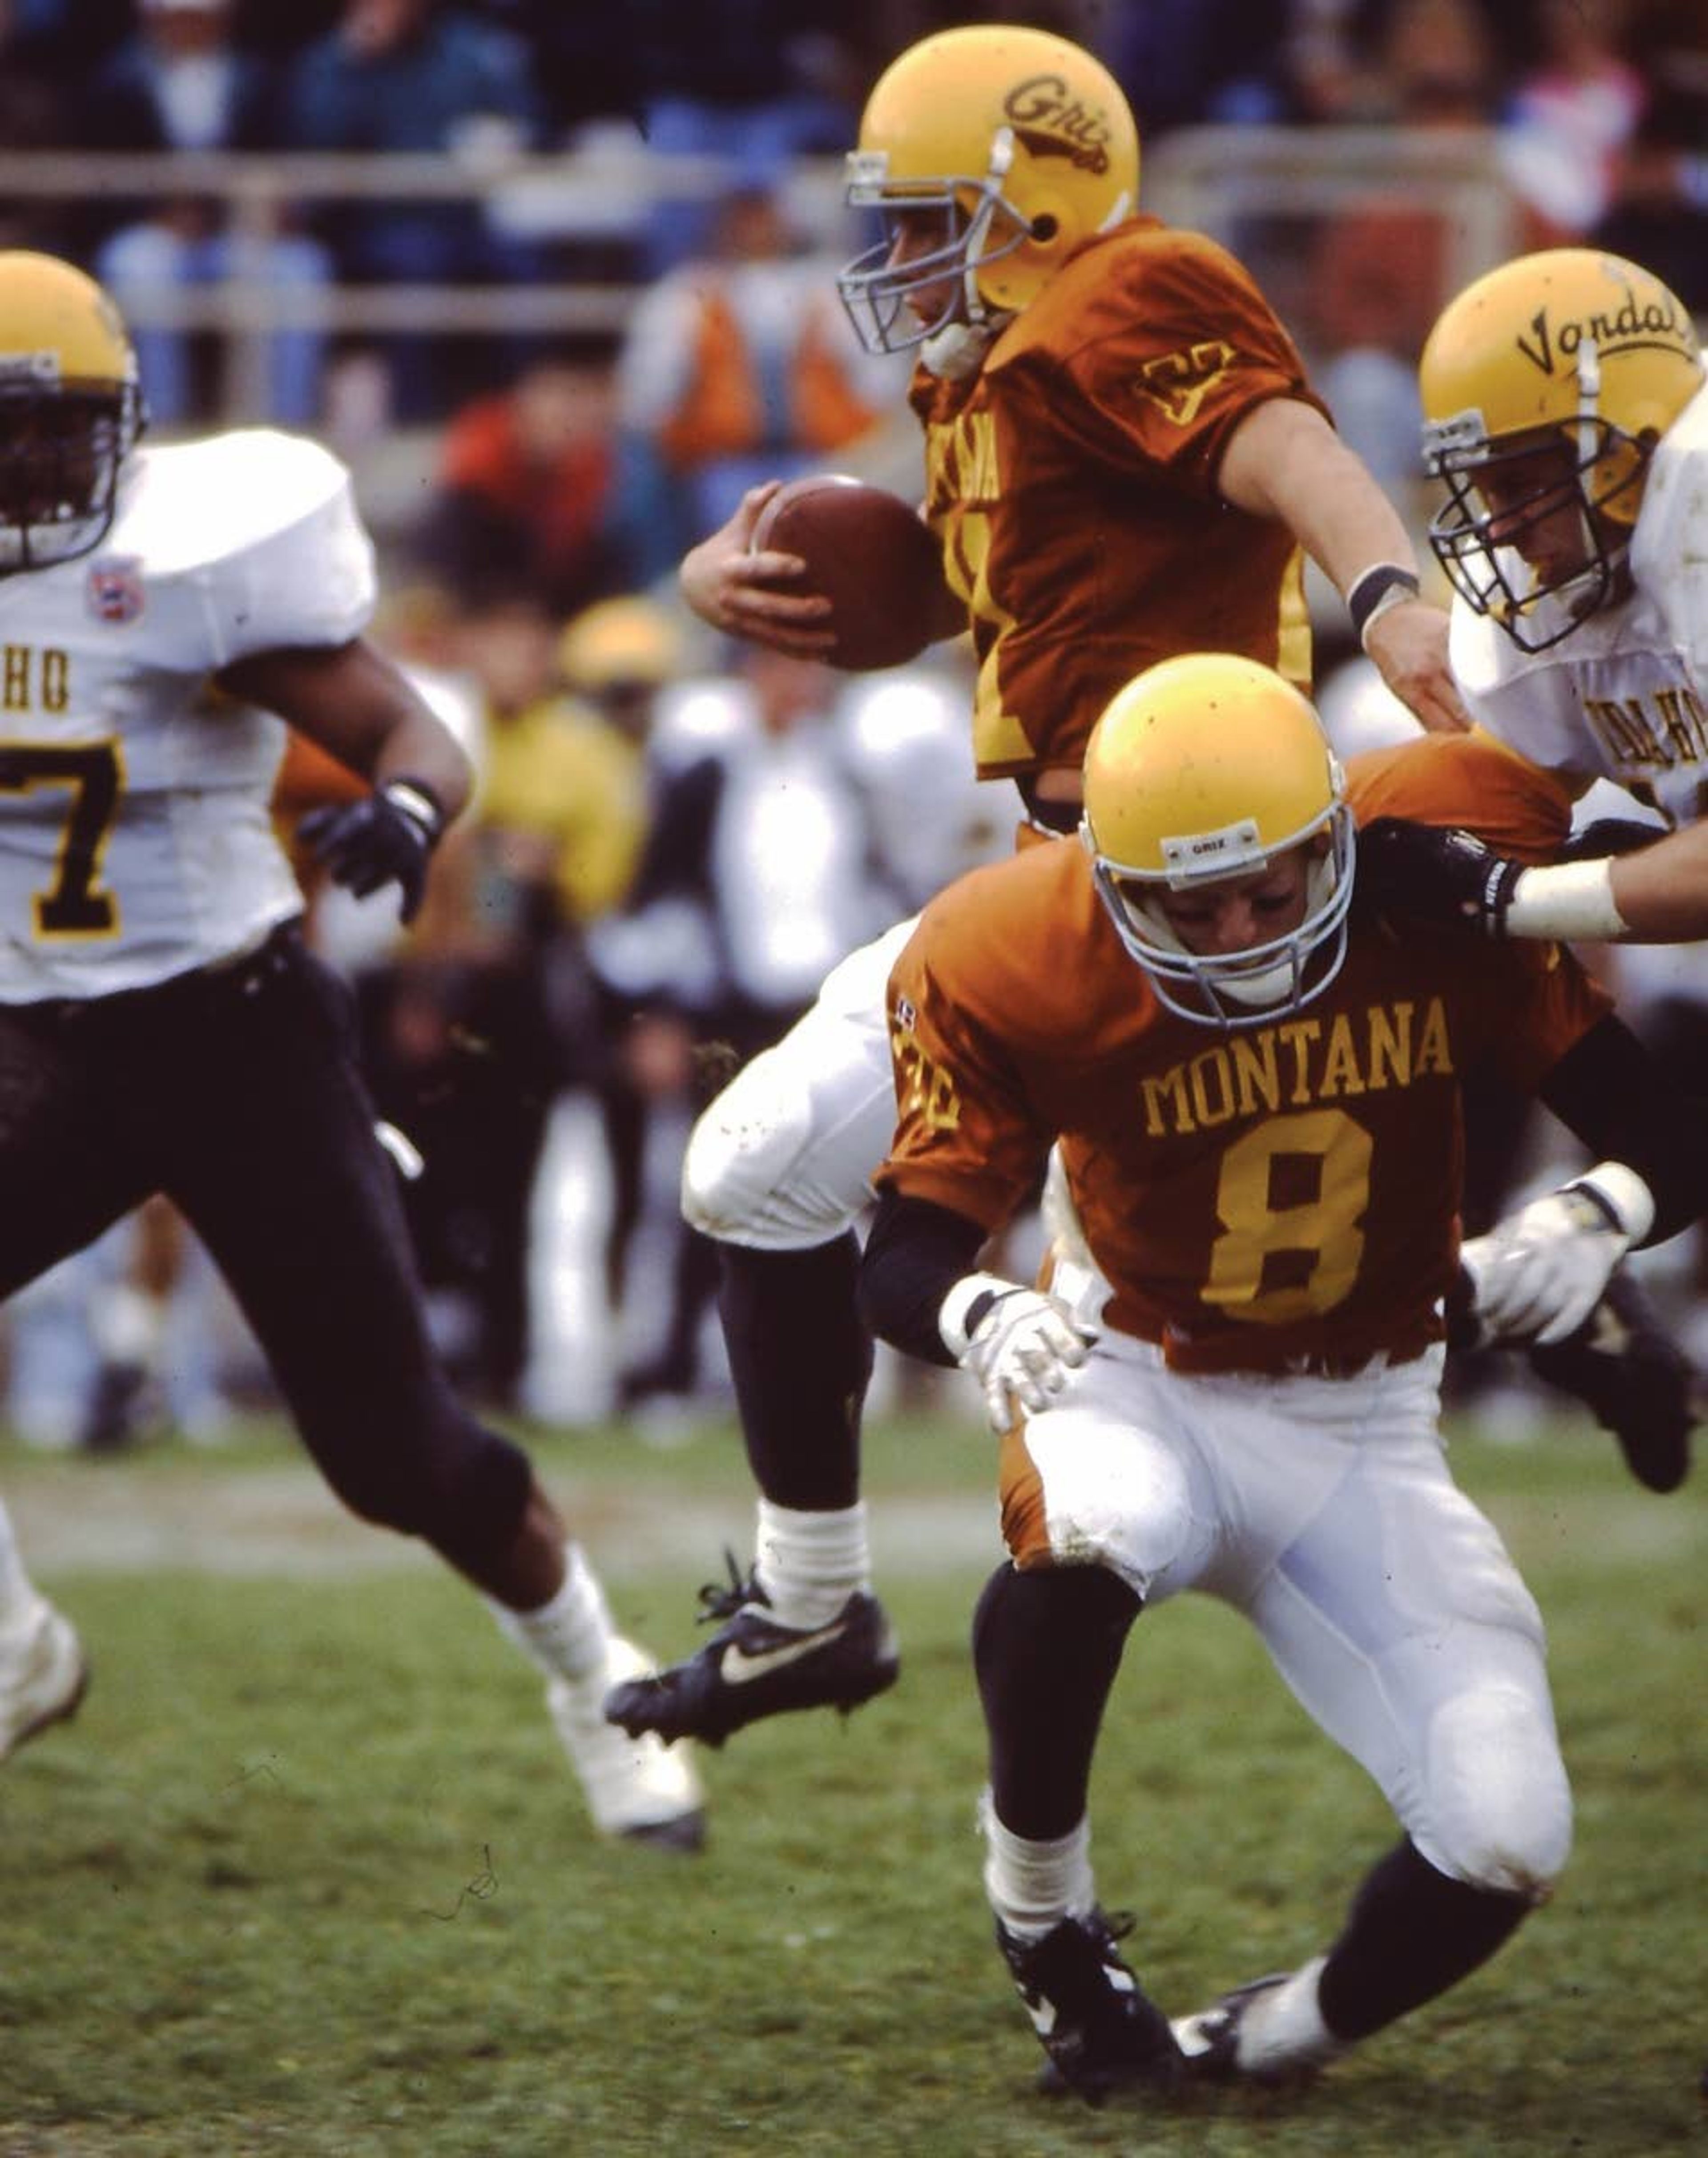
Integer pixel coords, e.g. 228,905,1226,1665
92,1284,167,1368
487,1543,615,1687
1235,1956,1338,2072
752,1499,871,1629
981,1792,1097,1942
0,1498,42,1635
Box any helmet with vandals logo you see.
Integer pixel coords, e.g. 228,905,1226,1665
1419,248,1703,647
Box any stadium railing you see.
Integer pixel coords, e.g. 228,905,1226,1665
0,128,1525,421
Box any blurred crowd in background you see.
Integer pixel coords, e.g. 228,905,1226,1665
1,0,1706,1449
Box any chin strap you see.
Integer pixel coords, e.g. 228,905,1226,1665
922,319,1005,380
924,125,1018,381
1574,333,1602,476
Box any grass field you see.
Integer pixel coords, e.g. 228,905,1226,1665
1,1408,1703,2157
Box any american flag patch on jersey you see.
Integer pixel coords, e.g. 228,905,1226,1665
87,557,144,625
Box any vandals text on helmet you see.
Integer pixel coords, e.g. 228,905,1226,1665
1516,285,1693,376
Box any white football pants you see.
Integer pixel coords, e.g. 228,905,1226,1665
681,917,917,1250
1003,1334,1571,1901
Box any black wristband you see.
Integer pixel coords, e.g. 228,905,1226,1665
1347,563,1422,644
962,1287,1019,1337
1559,1179,1624,1234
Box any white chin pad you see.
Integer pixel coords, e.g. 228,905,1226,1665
922,319,999,380
1212,957,1298,1008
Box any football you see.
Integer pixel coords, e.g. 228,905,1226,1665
749,474,945,672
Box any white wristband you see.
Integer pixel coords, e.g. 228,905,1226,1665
1571,1160,1655,1243
939,1271,1023,1359
1505,858,1628,942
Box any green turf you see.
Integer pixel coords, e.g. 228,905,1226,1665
0,1412,1702,2155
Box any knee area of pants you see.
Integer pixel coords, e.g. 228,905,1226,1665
680,1062,826,1243
1031,1417,1196,1591
1425,1686,1572,1898
328,1415,532,1568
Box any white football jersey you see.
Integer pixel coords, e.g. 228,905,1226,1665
1449,374,1708,828
0,428,375,1000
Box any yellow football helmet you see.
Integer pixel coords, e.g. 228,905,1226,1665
557,597,684,695
1419,248,1704,649
0,251,143,574
1081,654,1354,1028
837,24,1140,360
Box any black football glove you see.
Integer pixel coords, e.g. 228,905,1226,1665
1555,816,1669,863
1357,818,1526,937
298,778,444,924
1528,1271,1697,1494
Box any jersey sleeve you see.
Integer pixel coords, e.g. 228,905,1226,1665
1480,933,1613,1093
1347,728,1610,1088
1347,730,1578,859
181,431,377,667
1047,229,1326,497
877,889,1054,1232
1632,376,1708,685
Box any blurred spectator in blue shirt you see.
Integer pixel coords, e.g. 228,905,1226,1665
1107,0,1294,132
467,0,643,133
0,0,76,250
81,0,331,427
279,0,548,417
627,0,870,269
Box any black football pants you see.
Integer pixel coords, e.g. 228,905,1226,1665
0,923,530,1561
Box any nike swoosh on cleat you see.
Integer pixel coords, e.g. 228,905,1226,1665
719,1624,850,1683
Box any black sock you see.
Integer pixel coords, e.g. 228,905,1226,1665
717,1234,873,1510
973,1562,1143,1841
1318,1836,1532,2041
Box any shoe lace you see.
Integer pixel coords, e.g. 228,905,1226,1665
695,1549,766,1627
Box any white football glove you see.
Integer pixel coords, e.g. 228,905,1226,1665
1461,1162,1655,1347
939,1271,1095,1431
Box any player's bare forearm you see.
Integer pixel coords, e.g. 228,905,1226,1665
1221,400,1412,596
1219,399,1470,735
1360,815,1708,947
220,637,474,822
1605,823,1708,940
1481,824,1708,944
1360,598,1469,736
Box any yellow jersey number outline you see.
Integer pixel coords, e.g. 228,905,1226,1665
0,738,125,937
892,1022,961,1136
1203,1106,1372,1324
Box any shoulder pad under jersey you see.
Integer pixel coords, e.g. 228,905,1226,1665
1632,373,1708,667
110,428,376,662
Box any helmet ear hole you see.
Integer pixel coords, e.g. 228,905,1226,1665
1031,214,1058,242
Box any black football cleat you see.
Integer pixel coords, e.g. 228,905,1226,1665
602,1555,899,1748
1172,1972,1309,2084
998,1909,1181,2107
79,1358,151,1453
1528,1271,1696,1493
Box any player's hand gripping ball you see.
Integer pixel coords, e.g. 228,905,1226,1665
749,475,945,672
